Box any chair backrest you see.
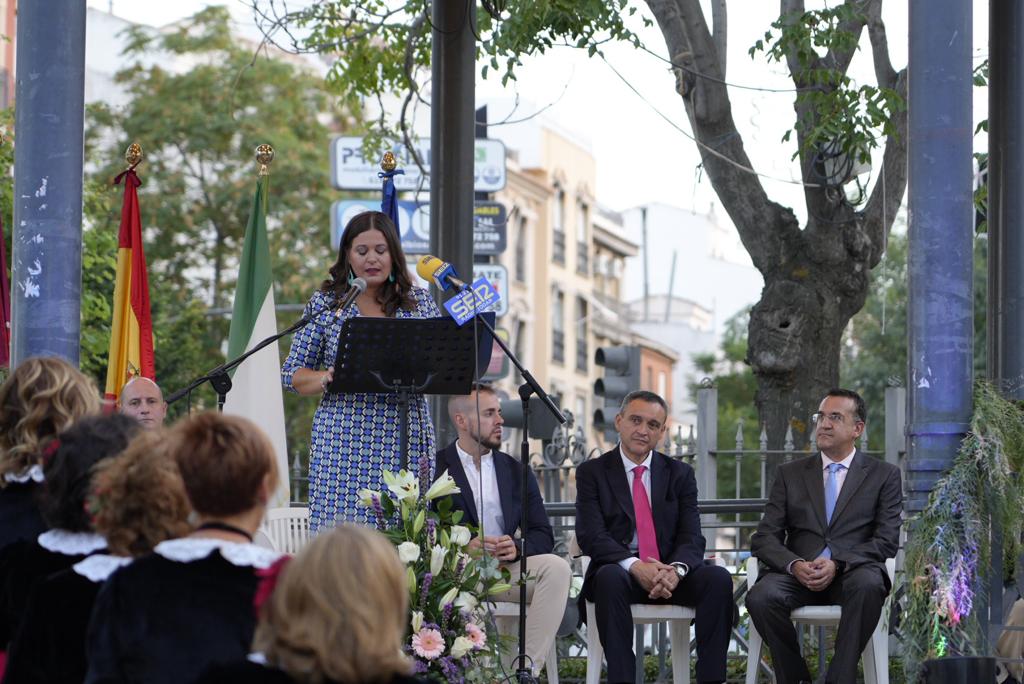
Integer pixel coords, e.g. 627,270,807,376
261,506,310,554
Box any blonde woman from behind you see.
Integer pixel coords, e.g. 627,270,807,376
198,524,426,684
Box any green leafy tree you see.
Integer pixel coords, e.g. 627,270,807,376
82,6,354,465
262,0,909,457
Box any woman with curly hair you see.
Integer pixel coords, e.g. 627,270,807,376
0,414,138,657
0,357,101,551
3,429,192,684
85,412,283,684
280,210,441,531
198,524,424,684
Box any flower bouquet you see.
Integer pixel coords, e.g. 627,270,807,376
360,460,512,683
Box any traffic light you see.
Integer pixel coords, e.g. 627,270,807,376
593,345,641,439
500,395,562,440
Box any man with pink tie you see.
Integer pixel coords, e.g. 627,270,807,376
575,390,733,684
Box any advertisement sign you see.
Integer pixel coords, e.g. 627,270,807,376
472,263,508,317
330,136,507,192
331,200,508,256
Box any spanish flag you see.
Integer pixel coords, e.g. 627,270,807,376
103,166,155,404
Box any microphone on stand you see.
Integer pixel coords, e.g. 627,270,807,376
334,277,367,316
415,255,469,292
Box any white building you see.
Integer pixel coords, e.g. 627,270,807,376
621,202,763,337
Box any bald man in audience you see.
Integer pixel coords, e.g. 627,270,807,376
117,377,168,429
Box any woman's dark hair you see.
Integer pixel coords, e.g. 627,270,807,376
320,211,415,316
41,414,140,532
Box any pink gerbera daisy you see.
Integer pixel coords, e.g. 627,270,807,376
465,622,487,649
412,628,445,660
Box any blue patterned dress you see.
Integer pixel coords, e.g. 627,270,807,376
281,286,441,531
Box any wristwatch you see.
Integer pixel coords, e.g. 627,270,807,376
671,562,688,579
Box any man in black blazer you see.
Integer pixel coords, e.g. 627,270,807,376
435,384,571,677
746,388,903,684
575,390,733,684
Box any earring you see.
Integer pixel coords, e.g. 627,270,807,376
388,271,396,283
347,269,356,286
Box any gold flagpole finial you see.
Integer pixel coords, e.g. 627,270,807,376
125,142,142,169
380,151,397,172
255,144,275,176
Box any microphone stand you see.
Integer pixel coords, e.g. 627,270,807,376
452,284,564,684
165,307,326,410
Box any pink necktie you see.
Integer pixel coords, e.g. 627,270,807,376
632,465,660,562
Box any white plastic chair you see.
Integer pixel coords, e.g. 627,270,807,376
260,506,311,554
744,556,896,684
581,555,695,684
490,601,560,683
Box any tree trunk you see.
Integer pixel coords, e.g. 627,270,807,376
646,0,908,457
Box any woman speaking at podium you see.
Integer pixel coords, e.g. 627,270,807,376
281,211,441,531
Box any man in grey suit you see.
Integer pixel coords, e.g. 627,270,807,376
746,388,902,684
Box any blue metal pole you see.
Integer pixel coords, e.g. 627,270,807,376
906,0,974,514
10,1,86,366
989,0,1024,397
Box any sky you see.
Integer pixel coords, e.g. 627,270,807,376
87,0,990,222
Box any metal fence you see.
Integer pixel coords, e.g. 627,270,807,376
285,384,1024,680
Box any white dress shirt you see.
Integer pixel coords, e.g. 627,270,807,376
618,447,652,572
455,441,505,539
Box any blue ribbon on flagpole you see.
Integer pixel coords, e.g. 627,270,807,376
378,169,405,235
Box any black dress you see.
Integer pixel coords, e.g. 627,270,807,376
3,554,130,684
0,529,106,648
84,538,282,684
197,659,427,684
0,469,47,553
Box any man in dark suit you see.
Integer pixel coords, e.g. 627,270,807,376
435,384,571,677
746,388,903,684
575,390,733,684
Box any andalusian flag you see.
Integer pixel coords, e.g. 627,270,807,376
224,173,290,506
104,167,155,403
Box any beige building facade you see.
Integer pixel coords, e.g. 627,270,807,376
491,123,677,455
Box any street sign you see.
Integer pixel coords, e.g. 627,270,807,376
330,136,507,192
331,200,508,256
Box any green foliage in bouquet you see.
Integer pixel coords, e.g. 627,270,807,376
903,382,1024,680
359,462,512,683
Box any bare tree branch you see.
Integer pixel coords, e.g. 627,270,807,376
779,0,805,77
866,0,897,88
861,67,909,264
645,0,798,274
710,0,727,78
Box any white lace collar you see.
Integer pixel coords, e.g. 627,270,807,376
73,554,132,583
38,530,107,555
3,464,44,484
154,537,282,569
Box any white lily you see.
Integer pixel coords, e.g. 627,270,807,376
411,610,424,633
382,470,419,503
430,544,448,576
454,591,478,611
439,586,459,609
357,488,381,508
424,472,460,500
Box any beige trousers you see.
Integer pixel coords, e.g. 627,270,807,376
490,553,572,675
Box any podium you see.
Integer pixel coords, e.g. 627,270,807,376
328,313,495,469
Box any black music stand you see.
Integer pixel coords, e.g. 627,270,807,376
329,313,495,470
